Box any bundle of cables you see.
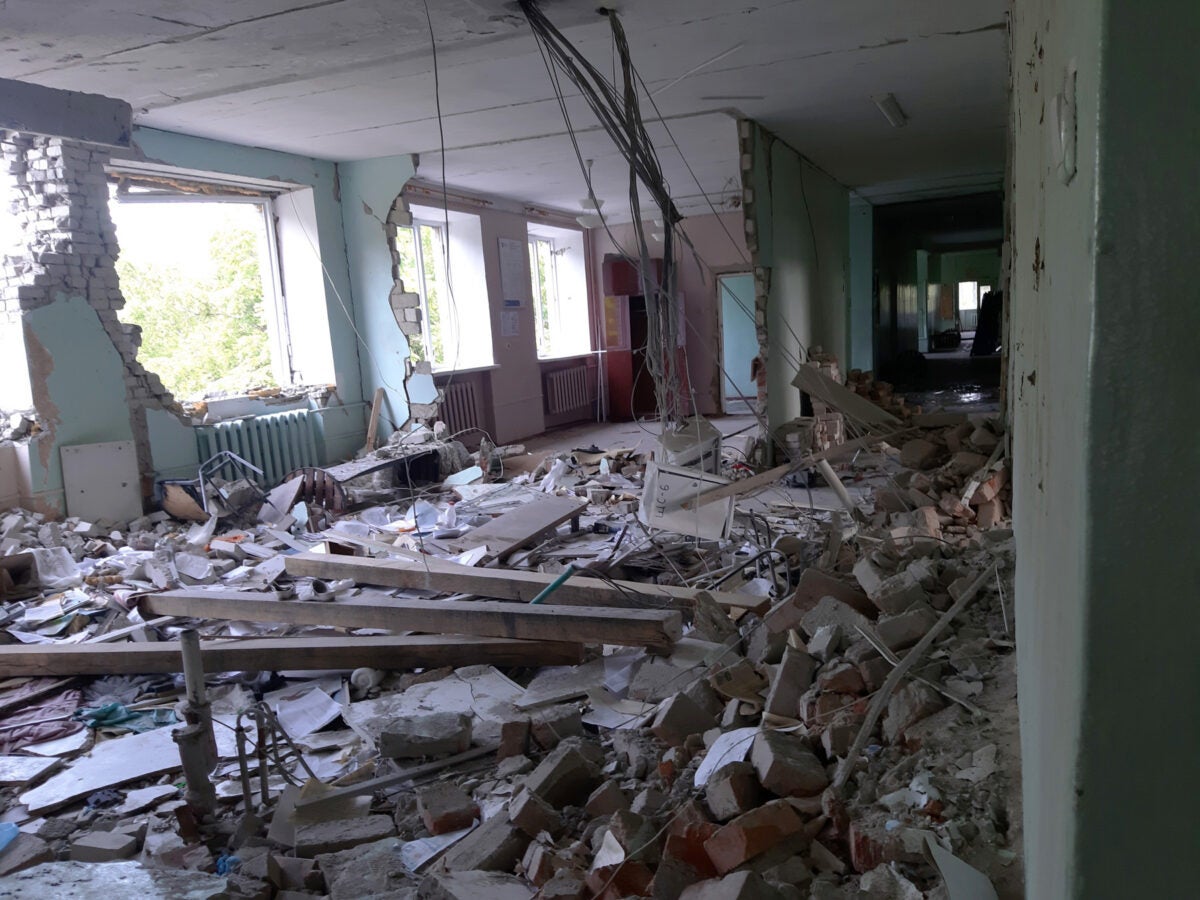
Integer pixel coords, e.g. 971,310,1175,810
520,1,687,424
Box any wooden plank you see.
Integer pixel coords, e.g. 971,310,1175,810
791,365,901,428
284,551,769,614
0,635,584,679
364,386,385,452
141,590,681,651
449,491,586,564
686,429,912,509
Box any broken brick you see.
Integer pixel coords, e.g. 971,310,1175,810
380,712,472,759
417,781,480,835
703,799,803,875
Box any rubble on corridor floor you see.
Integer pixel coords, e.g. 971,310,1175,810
0,392,1021,898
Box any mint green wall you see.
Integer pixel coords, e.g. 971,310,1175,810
746,121,850,430
1011,1,1198,897
337,155,417,436
719,273,758,409
23,296,134,513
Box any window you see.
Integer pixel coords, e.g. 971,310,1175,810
396,221,449,367
526,224,590,359
107,175,289,400
396,203,492,371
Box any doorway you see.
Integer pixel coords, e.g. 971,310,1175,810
718,273,757,414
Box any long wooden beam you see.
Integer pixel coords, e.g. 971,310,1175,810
0,635,584,678
141,589,681,651
284,551,769,614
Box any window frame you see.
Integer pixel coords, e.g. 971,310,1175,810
528,235,562,359
397,218,454,368
106,172,295,391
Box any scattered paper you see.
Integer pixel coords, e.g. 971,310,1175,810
694,727,759,787
926,836,999,900
400,822,476,871
265,686,342,739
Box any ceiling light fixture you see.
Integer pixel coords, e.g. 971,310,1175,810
872,93,908,128
576,159,607,229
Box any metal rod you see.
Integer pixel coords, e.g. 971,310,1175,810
179,629,216,768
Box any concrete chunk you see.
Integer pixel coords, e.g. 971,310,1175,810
763,647,815,720
380,712,472,759
680,870,784,899
705,761,762,822
651,692,717,747
294,814,396,857
419,869,535,900
750,731,829,798
439,814,529,872
523,741,602,808
417,781,480,835
509,787,562,838
875,604,938,651
70,830,137,862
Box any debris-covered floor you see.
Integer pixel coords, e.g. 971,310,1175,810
0,369,1022,899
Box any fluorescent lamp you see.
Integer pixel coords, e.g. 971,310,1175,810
872,93,908,128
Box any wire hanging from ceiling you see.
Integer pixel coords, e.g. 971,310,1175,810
520,0,687,425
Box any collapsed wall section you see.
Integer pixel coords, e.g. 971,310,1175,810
0,133,185,511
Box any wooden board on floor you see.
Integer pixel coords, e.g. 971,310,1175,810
141,590,681,651
449,491,586,564
284,551,770,615
0,634,584,678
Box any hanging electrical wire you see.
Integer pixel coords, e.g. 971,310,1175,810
520,1,687,425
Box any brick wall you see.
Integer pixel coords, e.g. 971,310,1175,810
1,132,187,493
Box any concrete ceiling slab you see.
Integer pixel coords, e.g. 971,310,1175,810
0,1,1008,214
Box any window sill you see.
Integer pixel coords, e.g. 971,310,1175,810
432,363,499,377
537,352,595,364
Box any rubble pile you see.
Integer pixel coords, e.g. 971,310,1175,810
0,396,1021,897
0,410,38,444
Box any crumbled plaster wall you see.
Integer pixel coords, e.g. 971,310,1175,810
0,132,185,505
384,194,439,425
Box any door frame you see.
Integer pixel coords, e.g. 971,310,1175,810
715,269,756,415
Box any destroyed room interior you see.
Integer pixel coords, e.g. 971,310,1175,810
0,1,1190,899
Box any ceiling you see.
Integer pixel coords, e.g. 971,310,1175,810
0,1,1009,218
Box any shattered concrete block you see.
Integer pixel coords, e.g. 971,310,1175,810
608,809,661,864
294,814,396,857
651,693,717,747
523,740,603,808
705,761,762,822
852,557,888,597
509,787,563,838
535,868,587,900
440,814,529,872
805,624,842,662
419,868,536,900
380,712,472,759
819,714,862,759
417,781,480,835
680,870,784,899
703,799,803,875
799,596,871,641
585,781,629,818
316,837,410,899
874,604,938,651
70,830,137,862
899,439,939,470
763,646,815,720
883,682,946,744
630,786,666,817
868,570,929,615
750,731,829,798
0,832,55,876
682,678,726,718
530,705,584,750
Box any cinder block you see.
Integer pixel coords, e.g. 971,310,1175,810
70,830,137,862
651,692,716,747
